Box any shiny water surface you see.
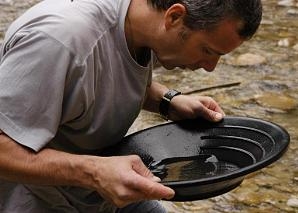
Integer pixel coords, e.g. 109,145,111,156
162,156,240,183
1,0,297,212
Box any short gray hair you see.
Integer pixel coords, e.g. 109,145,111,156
147,0,262,39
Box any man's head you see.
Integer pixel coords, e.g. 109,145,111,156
147,0,262,40
145,0,262,71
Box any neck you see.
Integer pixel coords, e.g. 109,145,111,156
125,15,151,66
124,0,153,66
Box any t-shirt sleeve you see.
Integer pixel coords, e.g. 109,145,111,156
0,30,75,151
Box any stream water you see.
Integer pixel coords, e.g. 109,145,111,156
0,0,297,212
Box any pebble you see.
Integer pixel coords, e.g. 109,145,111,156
293,43,298,51
287,9,298,15
261,19,274,25
287,197,298,208
0,0,12,5
278,38,296,47
234,53,267,66
278,0,294,7
254,92,297,111
278,38,291,47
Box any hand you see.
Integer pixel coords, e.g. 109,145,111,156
168,95,225,122
90,155,175,208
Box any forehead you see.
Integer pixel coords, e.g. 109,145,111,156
192,19,244,54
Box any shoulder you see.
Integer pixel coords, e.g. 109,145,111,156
4,0,124,61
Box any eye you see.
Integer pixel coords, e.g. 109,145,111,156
202,47,213,55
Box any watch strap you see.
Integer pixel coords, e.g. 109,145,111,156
159,89,182,120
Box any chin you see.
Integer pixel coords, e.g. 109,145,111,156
160,63,175,70
161,63,185,70
156,58,175,70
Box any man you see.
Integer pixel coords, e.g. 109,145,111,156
0,0,262,212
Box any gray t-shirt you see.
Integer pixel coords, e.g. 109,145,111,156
0,0,152,153
0,0,152,211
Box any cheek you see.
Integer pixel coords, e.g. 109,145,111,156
181,50,202,64
179,42,201,60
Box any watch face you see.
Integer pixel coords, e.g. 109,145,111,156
169,90,177,96
166,89,181,99
160,90,181,120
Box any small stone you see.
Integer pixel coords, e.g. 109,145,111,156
278,0,294,7
287,9,298,15
234,53,266,66
293,43,298,51
278,38,295,47
254,92,297,111
261,19,274,25
0,0,12,5
287,197,298,208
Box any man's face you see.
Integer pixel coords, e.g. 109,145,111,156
155,19,245,71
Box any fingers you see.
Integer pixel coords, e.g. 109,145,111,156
169,95,225,121
129,155,175,200
198,96,225,122
106,155,174,207
138,178,175,200
108,180,174,208
130,155,155,179
95,155,174,208
109,177,174,208
204,107,224,122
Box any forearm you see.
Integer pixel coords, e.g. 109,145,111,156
142,81,169,113
0,133,97,190
0,133,175,207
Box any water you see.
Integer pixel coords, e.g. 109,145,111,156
162,155,240,182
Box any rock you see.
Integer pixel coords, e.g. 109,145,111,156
261,19,274,25
278,38,295,47
234,53,267,66
287,197,298,208
0,0,12,5
287,9,298,15
278,0,294,7
293,43,298,51
254,92,297,111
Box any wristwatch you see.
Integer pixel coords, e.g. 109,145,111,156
159,89,182,120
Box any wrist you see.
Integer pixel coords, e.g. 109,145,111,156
73,155,102,190
159,89,182,120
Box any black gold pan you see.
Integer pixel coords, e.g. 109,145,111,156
105,116,290,201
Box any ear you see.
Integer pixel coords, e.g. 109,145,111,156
164,4,186,30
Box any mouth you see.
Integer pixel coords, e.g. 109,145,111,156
184,66,200,71
173,66,197,71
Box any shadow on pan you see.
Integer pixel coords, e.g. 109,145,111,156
103,116,290,201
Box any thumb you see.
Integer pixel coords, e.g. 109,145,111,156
131,155,160,181
130,156,175,200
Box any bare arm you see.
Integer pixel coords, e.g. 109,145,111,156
0,132,85,186
0,132,174,207
142,81,169,113
143,81,225,121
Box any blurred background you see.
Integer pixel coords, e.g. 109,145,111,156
0,0,297,212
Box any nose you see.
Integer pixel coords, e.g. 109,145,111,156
200,56,220,72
